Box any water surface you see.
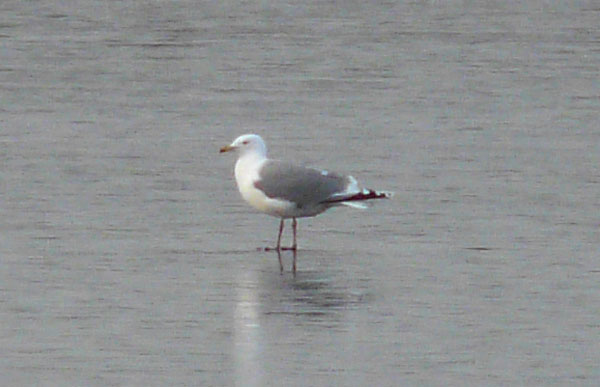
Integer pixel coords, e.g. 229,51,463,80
1,1,599,385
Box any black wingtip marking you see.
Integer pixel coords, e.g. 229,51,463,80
322,189,392,204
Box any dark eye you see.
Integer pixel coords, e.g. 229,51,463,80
242,140,249,145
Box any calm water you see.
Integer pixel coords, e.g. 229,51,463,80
1,1,599,385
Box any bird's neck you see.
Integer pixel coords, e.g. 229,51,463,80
234,152,265,190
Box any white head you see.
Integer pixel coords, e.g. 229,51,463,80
220,134,267,158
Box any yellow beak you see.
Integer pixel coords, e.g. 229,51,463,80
219,144,235,153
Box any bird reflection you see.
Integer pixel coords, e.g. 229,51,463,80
233,268,261,386
232,252,369,383
275,249,297,274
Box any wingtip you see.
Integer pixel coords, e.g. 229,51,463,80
365,189,393,199
380,190,394,199
324,189,393,204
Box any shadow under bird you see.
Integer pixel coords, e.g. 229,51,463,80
220,134,392,252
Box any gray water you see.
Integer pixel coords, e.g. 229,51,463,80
1,1,599,385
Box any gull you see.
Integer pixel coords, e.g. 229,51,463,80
220,134,391,252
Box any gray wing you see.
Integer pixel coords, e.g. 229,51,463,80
254,161,352,207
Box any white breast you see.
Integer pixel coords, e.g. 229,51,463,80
234,156,294,218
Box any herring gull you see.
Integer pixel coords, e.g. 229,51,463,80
220,134,391,252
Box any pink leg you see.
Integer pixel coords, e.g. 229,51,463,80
264,219,285,251
282,217,297,251
276,218,284,251
292,217,297,251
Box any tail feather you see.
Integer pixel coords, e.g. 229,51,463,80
340,201,369,210
323,189,393,204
